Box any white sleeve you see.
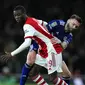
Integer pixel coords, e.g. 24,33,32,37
11,38,32,56
11,24,36,56
23,24,36,38
42,21,48,27
37,20,48,27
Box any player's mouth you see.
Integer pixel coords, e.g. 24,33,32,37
16,18,20,22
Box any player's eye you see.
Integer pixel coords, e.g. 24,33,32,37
14,13,21,16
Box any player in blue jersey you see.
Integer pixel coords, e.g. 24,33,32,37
18,14,82,85
44,19,73,84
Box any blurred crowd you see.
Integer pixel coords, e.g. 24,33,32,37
1,0,85,84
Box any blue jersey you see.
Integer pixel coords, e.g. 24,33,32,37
46,20,73,44
30,20,73,52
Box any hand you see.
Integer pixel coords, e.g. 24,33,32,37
51,37,61,45
61,41,68,49
0,52,12,63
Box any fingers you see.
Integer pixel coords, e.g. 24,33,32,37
0,54,10,63
5,51,9,54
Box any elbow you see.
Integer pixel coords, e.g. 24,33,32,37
24,38,32,48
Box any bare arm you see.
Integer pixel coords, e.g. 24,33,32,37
61,41,68,49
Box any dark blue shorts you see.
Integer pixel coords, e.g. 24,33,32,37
29,40,39,53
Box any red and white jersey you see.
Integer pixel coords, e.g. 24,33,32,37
24,17,63,58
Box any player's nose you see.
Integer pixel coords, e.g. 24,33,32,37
73,25,76,29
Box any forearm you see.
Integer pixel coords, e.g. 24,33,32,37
61,41,68,49
11,38,32,56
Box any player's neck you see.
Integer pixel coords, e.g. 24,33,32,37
64,27,68,32
64,24,70,32
24,15,28,21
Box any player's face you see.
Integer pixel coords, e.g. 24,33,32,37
65,19,80,32
13,10,25,22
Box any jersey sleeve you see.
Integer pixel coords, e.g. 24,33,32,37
11,38,32,56
11,24,36,56
37,19,48,28
23,24,36,39
64,33,73,44
42,21,48,27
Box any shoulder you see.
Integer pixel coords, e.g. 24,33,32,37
23,24,35,32
24,17,37,29
59,20,65,26
37,19,48,25
25,17,35,24
48,20,65,27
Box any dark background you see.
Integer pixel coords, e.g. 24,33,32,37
1,0,85,83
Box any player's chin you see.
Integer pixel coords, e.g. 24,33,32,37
15,19,20,22
16,20,20,23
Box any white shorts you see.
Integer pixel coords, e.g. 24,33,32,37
35,52,63,74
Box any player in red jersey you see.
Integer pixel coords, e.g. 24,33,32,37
1,5,69,85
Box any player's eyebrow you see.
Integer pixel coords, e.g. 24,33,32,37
73,19,80,26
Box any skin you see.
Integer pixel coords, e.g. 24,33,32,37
65,18,80,32
61,61,72,77
13,10,27,23
26,50,36,65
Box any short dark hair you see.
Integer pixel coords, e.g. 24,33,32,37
14,5,26,13
70,14,82,24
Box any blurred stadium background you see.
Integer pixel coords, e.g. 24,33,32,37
1,0,85,84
